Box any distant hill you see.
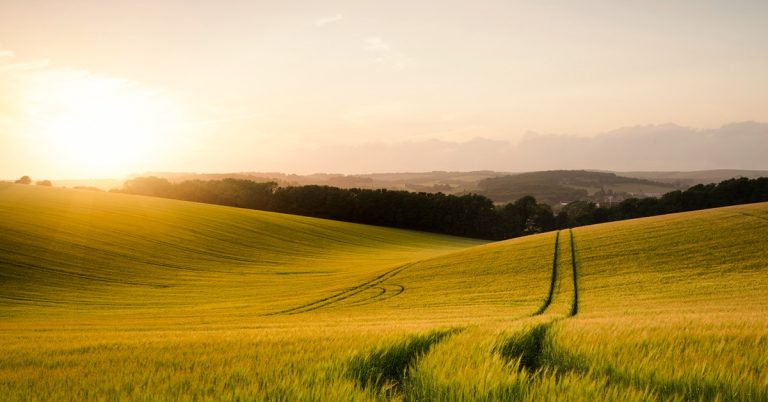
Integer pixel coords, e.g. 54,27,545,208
137,170,509,193
476,170,676,205
44,169,766,202
618,169,768,187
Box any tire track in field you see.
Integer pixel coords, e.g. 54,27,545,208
531,229,578,317
533,231,561,316
540,228,578,318
269,227,581,317
405,230,579,397
341,286,387,305
265,263,413,315
569,229,579,316
737,211,768,223
344,284,405,307
496,229,579,375
498,224,761,401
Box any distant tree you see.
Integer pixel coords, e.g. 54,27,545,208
36,180,52,187
498,195,554,237
530,203,555,233
514,195,539,234
122,176,174,197
15,176,32,184
561,200,597,227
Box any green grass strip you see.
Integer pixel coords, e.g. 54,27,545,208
496,323,552,373
347,328,462,397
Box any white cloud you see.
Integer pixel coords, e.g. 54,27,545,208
363,37,408,71
0,50,14,58
313,14,343,27
0,58,52,72
364,37,390,52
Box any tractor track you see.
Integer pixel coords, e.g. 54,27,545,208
737,211,768,223
269,228,581,317
265,262,413,315
531,229,578,317
497,229,580,377
344,284,405,307
569,229,579,316
533,231,560,316
542,229,578,317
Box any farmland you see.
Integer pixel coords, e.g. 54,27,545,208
1,183,767,400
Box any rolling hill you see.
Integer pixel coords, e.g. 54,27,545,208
619,169,768,187
476,170,676,205
1,183,766,400
0,183,483,319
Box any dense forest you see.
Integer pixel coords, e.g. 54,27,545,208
119,176,768,240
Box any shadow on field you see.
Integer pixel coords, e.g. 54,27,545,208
495,324,758,401
495,323,552,374
347,328,461,398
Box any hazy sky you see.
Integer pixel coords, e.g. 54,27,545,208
1,1,767,178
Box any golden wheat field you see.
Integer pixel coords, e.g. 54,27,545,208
1,183,766,401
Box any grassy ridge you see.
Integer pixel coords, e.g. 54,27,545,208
0,183,483,319
401,207,767,400
1,184,767,400
543,205,768,400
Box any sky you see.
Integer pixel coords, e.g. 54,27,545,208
1,1,767,179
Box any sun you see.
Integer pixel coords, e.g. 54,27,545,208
46,92,154,170
25,72,184,177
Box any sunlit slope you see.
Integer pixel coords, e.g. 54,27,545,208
297,203,767,325
1,184,767,400
392,203,768,401
574,202,768,315
0,184,484,317
304,232,559,325
275,202,768,325
536,203,768,401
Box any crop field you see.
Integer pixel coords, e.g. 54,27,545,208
1,183,767,401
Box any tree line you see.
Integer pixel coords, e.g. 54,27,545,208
13,176,52,186
119,177,553,239
119,176,768,240
556,177,768,228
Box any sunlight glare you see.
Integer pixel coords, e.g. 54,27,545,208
25,71,185,176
